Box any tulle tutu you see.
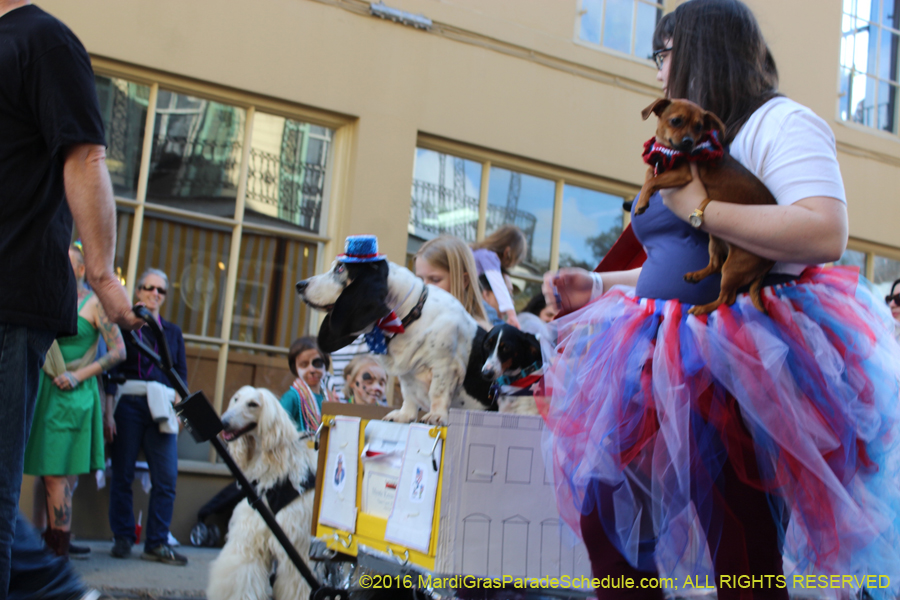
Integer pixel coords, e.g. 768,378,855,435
542,266,900,594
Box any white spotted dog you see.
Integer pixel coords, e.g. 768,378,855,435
480,323,543,416
295,236,494,426
207,386,317,600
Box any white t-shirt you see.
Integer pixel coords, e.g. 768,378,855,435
730,96,846,276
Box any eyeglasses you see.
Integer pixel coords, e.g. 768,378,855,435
653,46,673,70
139,285,167,296
886,293,900,305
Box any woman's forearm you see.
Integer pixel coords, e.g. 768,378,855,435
700,197,848,264
600,267,642,293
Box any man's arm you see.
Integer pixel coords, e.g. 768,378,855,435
63,143,142,329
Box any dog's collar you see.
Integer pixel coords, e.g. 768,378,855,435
365,283,429,354
642,131,724,176
488,361,544,408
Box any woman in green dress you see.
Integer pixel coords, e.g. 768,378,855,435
23,242,126,558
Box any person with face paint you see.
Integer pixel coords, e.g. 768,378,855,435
342,356,387,406
280,337,339,432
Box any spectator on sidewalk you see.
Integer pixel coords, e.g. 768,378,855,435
106,269,188,567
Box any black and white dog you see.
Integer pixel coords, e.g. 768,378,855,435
297,259,491,425
296,259,544,424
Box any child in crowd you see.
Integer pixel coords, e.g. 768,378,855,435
280,337,339,432
415,235,491,329
471,225,527,329
342,355,388,405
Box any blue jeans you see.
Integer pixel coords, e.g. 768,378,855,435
0,324,55,599
8,512,84,600
109,394,178,551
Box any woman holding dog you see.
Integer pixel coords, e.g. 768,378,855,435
542,1,900,598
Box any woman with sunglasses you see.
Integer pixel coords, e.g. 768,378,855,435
105,268,189,567
280,336,339,432
542,1,900,597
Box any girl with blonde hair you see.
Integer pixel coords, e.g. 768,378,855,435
414,235,490,329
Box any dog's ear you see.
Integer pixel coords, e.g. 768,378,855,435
642,98,671,121
258,387,296,455
524,332,542,368
703,110,726,137
318,261,391,353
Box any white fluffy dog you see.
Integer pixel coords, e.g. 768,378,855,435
207,386,317,600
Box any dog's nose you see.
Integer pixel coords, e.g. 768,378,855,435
296,280,308,295
678,136,695,153
482,367,496,381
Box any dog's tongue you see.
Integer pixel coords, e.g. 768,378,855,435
221,431,235,442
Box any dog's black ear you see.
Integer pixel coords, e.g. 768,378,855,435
317,261,391,353
642,98,671,121
524,332,543,368
703,109,726,137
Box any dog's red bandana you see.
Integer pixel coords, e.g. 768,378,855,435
642,131,724,176
375,312,405,335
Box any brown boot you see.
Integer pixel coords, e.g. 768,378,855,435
42,528,70,559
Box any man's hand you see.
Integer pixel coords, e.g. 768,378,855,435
542,268,594,314
63,143,143,330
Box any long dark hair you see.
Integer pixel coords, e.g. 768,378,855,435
659,0,779,144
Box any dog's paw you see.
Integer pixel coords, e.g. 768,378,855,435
683,272,701,283
420,411,449,426
634,203,648,215
383,409,417,424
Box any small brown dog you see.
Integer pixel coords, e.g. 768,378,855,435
635,98,776,316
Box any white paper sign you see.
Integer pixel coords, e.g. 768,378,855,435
318,416,360,532
384,424,442,553
360,421,408,519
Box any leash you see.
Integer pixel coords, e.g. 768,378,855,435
247,470,317,516
364,283,429,355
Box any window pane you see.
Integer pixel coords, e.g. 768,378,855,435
487,168,553,276
853,19,875,74
873,255,900,295
246,113,334,233
881,0,899,27
147,91,246,217
95,76,149,199
559,185,625,270
603,0,634,54
230,232,317,347
135,214,232,339
409,148,483,242
878,80,898,131
113,208,134,288
880,30,900,80
860,0,877,21
836,248,866,269
178,341,221,461
841,21,855,67
850,71,877,126
635,2,661,61
579,0,603,45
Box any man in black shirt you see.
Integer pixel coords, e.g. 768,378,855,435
0,1,142,597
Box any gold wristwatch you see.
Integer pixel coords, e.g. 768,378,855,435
689,198,714,229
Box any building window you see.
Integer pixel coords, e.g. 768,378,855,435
840,0,900,132
837,246,900,296
578,0,664,60
408,139,631,310
93,62,347,467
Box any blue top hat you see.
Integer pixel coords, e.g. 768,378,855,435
336,235,386,263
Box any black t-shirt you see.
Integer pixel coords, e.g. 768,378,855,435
0,5,106,334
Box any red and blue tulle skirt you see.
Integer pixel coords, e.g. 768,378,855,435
542,267,900,592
